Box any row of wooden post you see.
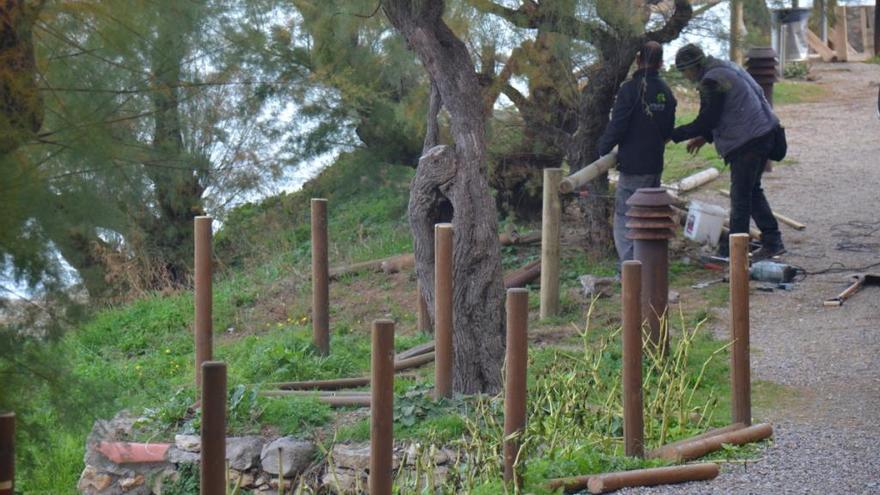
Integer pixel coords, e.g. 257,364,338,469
189,206,752,491
619,233,753,458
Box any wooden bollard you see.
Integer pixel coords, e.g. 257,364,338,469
417,280,431,334
434,223,453,399
311,198,330,356
730,233,751,425
503,288,529,485
622,261,644,458
200,361,226,495
194,216,213,390
540,168,562,318
0,413,13,495
370,320,395,495
587,463,720,494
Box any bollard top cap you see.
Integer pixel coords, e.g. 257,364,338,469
625,188,675,207
201,361,227,370
506,287,529,295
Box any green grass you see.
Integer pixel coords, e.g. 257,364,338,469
14,145,771,492
773,81,828,105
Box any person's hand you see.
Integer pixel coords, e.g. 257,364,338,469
686,136,707,155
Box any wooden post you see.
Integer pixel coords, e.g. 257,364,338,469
311,198,330,356
834,6,850,62
200,361,226,495
729,233,751,426
194,216,213,390
0,413,13,495
730,0,744,64
819,0,828,42
874,3,880,57
417,280,431,334
540,168,562,319
622,261,644,458
434,223,453,399
370,319,395,495
860,7,874,56
503,288,529,485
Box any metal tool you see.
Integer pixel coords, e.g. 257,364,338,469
823,273,880,307
692,277,728,289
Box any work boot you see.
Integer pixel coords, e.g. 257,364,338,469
751,243,786,262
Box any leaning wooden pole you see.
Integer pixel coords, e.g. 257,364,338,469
434,223,453,399
622,261,644,458
730,233,751,425
200,361,227,495
311,198,330,356
503,288,529,485
194,216,213,391
370,319,395,495
540,168,562,318
0,413,13,495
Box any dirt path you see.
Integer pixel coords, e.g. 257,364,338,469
624,63,880,494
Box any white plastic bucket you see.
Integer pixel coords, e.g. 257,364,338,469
684,201,727,247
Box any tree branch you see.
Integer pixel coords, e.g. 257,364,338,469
645,0,694,43
469,0,611,46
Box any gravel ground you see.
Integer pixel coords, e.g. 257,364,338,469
619,63,880,494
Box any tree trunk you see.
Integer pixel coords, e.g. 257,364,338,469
384,0,506,394
142,12,205,287
568,44,640,256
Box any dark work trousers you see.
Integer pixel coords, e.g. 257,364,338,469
614,172,662,264
727,131,782,248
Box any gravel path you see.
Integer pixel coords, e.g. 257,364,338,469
621,63,880,494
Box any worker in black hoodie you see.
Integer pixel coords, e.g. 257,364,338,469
597,41,677,265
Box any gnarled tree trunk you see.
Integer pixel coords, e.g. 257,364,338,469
384,0,506,394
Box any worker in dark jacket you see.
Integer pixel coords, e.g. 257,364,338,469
671,44,784,260
598,41,677,264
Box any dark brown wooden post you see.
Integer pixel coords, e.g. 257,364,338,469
311,198,330,355
730,233,751,425
370,319,395,495
622,261,645,458
200,361,226,495
194,216,213,390
434,223,453,399
503,288,529,485
0,413,13,495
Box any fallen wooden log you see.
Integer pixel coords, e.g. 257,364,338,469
329,256,397,280
380,253,415,274
259,390,369,397
668,168,720,193
586,463,720,494
650,423,773,463
647,423,746,460
504,259,541,288
395,341,435,361
546,463,720,494
266,353,434,391
718,190,805,230
258,390,371,407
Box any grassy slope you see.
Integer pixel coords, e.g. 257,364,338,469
17,81,821,493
